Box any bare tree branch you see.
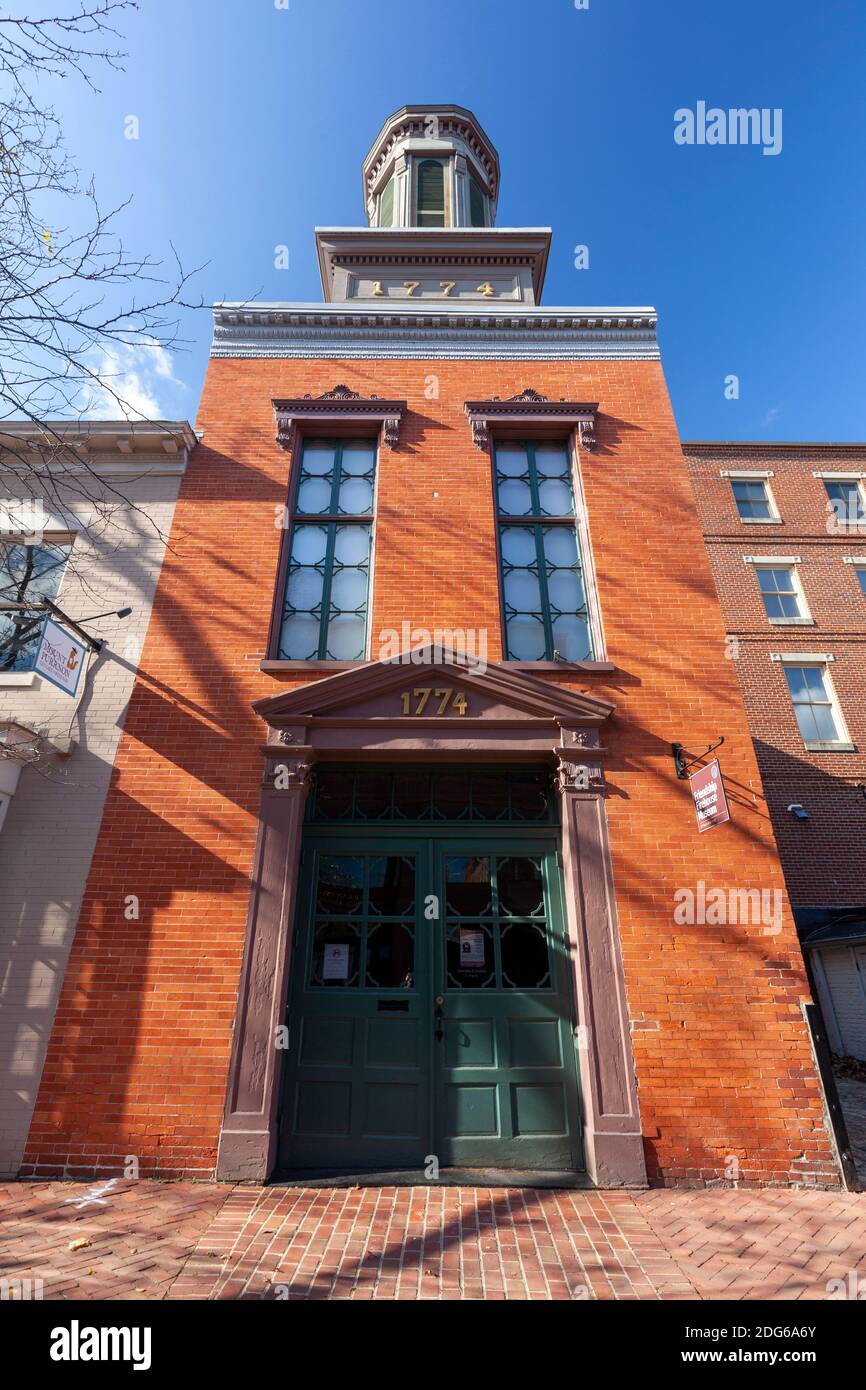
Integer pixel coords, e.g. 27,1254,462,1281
0,1,204,581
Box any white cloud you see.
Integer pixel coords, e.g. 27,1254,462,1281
82,340,187,421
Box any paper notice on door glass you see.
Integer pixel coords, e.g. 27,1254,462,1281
459,929,485,967
323,943,350,980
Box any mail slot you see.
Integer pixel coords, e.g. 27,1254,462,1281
377,999,409,1012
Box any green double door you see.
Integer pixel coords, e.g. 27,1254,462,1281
278,832,583,1173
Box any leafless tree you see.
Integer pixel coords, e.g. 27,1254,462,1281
0,2,203,662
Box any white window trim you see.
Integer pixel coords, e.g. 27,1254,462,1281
568,431,606,662
771,652,834,662
742,553,801,562
720,469,775,478
842,555,866,564
773,656,855,752
812,471,866,480
0,671,38,688
726,474,782,524
743,556,813,625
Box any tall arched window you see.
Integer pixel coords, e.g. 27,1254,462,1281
416,158,446,226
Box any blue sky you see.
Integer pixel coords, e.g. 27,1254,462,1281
35,0,866,440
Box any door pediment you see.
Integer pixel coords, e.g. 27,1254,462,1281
254,646,614,734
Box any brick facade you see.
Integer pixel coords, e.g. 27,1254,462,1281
684,443,866,911
21,361,841,1188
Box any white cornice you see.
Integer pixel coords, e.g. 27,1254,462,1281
0,420,198,476
211,302,659,362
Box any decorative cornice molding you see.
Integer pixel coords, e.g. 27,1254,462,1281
254,645,616,726
213,303,659,362
0,419,198,475
273,386,407,449
315,227,551,303
465,391,598,451
362,105,500,216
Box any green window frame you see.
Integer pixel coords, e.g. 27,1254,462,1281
416,157,446,227
493,440,594,662
277,438,377,661
468,173,487,227
306,764,558,825
378,174,395,227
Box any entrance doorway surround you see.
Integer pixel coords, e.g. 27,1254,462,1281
216,650,647,1188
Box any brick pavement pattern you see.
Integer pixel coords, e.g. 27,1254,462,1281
2,1181,865,1301
0,1181,231,1301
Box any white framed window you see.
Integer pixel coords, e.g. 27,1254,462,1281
820,476,866,530
727,474,781,523
744,556,812,624
843,556,866,597
756,566,809,622
775,658,853,751
0,536,72,676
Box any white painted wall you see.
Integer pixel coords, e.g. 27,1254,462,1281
0,456,186,1175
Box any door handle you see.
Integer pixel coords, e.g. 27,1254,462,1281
434,995,444,1042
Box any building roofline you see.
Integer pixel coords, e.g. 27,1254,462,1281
683,440,866,451
0,418,198,444
213,300,657,319
210,302,660,362
0,419,199,473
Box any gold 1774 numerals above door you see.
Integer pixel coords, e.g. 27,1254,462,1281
400,687,469,716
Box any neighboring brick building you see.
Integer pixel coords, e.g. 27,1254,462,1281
0,421,195,1175
21,108,843,1189
685,442,866,1062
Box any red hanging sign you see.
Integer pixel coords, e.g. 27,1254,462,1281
689,759,731,833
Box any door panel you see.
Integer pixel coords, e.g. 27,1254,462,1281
278,838,431,1169
278,831,583,1173
433,842,582,1170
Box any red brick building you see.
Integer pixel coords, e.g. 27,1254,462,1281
686,442,866,1063
22,107,843,1189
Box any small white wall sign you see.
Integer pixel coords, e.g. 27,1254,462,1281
322,943,351,981
459,928,485,966
34,618,87,697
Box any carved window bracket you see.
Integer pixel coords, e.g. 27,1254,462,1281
464,390,598,452
274,386,407,450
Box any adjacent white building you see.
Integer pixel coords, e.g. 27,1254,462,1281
0,421,195,1176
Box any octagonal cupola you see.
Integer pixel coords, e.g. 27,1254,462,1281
363,104,500,229
315,105,550,305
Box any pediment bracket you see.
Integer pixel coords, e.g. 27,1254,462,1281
274,386,407,449
464,391,598,452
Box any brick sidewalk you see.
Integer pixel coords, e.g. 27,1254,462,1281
2,1181,865,1301
838,1078,866,1180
